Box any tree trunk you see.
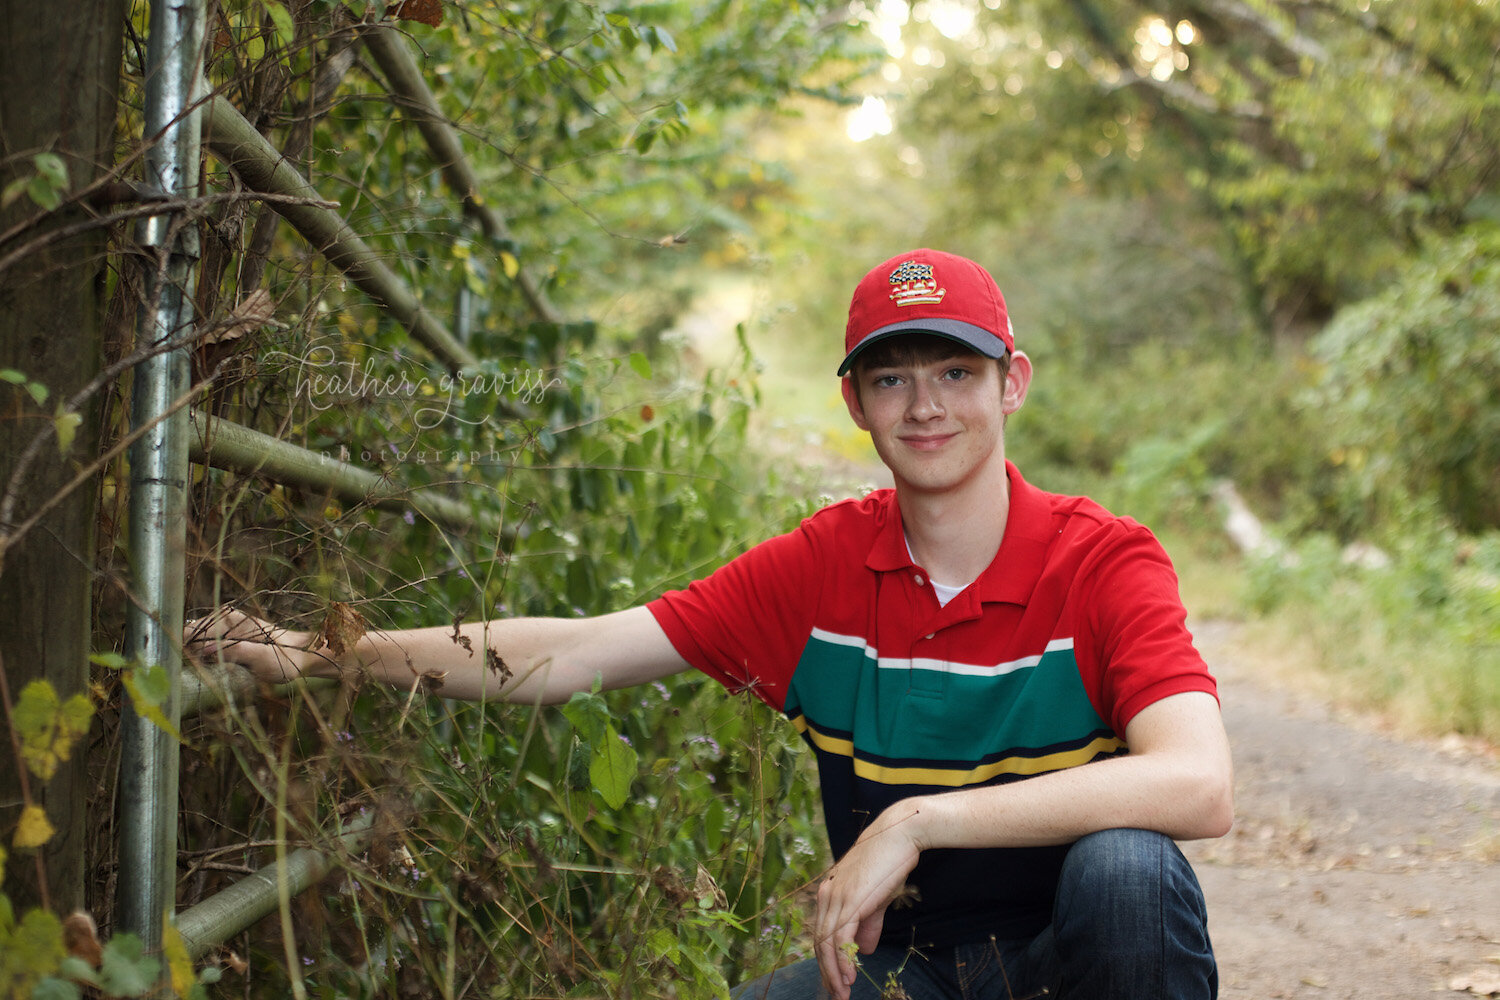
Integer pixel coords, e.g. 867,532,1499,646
0,0,125,914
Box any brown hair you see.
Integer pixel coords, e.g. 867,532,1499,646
848,332,1011,403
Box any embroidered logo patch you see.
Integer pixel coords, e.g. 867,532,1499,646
888,260,946,307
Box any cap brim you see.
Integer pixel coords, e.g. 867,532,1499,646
836,318,1009,376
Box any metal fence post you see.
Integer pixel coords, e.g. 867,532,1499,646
118,0,205,949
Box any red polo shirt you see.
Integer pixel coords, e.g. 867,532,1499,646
648,461,1216,945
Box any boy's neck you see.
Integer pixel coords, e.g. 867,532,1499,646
897,459,1012,587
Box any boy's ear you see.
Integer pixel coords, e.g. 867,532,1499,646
1003,350,1033,416
841,376,871,431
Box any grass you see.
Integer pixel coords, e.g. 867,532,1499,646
1170,535,1500,746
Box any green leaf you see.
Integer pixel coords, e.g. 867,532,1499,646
58,956,101,987
647,927,680,964
703,796,726,853
589,726,636,810
32,977,82,1000
27,174,62,212
25,380,48,407
99,934,160,997
33,153,68,188
560,690,609,747
263,0,295,50
628,351,652,379
13,681,93,781
3,909,65,987
0,368,27,384
121,665,183,743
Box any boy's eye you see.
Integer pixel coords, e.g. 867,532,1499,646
873,374,903,388
942,367,970,380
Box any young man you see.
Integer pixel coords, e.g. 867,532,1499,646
196,249,1233,1000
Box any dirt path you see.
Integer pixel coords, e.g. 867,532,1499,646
1187,620,1500,999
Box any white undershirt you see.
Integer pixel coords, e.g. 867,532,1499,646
905,534,973,607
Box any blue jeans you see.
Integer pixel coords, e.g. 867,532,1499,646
733,829,1216,1000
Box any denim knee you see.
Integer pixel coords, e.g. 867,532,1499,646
1051,828,1217,1000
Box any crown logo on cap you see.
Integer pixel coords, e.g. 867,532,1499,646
888,260,946,307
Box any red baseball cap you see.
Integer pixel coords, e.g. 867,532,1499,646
837,249,1014,376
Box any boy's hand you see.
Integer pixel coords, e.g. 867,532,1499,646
813,798,926,1000
185,609,313,682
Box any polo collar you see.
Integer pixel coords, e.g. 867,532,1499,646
865,461,1053,607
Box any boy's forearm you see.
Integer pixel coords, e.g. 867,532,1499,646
902,692,1233,849
291,606,687,704
300,617,589,703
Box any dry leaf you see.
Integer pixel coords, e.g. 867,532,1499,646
449,618,473,657
486,647,511,684
1450,969,1500,996
62,910,103,968
317,601,367,659
390,0,442,27
205,288,275,345
692,864,727,908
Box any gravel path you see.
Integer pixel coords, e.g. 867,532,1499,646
1187,620,1500,999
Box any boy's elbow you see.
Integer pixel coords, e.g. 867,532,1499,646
1189,761,1235,839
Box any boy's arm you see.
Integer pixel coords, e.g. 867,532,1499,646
811,690,1233,1000
190,605,690,704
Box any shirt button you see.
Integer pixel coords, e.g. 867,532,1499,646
924,633,935,640
913,574,925,586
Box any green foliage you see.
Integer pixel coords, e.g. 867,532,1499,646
11,681,93,783
889,0,1500,331
0,904,66,999
1244,527,1500,740
0,153,69,213
1304,227,1500,534
178,233,825,995
90,653,181,743
561,688,638,809
0,675,214,999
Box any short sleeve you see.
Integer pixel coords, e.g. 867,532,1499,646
646,525,823,712
1073,523,1218,735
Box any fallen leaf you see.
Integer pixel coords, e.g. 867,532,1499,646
1450,968,1500,996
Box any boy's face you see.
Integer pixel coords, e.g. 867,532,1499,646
841,336,1030,498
